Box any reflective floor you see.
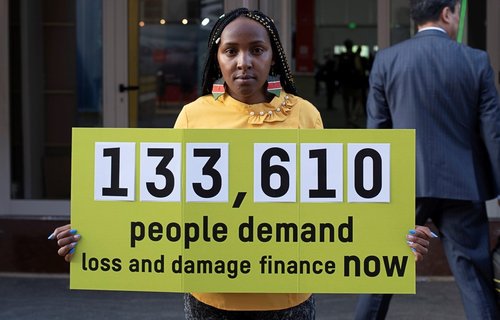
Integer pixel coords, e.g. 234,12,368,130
0,274,465,320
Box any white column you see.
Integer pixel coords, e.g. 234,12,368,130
225,0,259,11
377,0,391,49
103,0,129,127
277,0,292,66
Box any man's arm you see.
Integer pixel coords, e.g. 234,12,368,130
477,52,500,198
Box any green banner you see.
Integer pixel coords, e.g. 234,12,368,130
70,128,415,293
457,0,467,43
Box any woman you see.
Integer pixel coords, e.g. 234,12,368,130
51,8,434,320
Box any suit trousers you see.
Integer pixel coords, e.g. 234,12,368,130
354,198,499,320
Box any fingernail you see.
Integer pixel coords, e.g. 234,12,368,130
69,247,76,255
411,248,416,252
409,229,416,235
48,232,55,240
71,242,78,248
69,229,77,235
74,234,81,240
431,231,439,238
407,241,414,245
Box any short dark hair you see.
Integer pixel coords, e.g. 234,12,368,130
409,0,459,25
201,8,297,96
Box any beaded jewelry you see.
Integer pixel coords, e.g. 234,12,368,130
247,94,293,125
267,74,282,97
212,78,225,100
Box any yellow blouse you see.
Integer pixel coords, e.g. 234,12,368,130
174,92,323,129
174,91,323,311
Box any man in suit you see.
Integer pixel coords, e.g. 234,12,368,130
355,0,500,319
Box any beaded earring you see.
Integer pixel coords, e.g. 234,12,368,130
267,74,282,97
212,78,225,100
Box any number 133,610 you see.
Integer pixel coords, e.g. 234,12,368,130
94,142,390,203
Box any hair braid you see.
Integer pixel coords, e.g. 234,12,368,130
201,8,297,96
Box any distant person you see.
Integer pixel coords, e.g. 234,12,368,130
355,0,500,319
314,53,337,106
314,54,337,109
322,53,338,110
337,39,365,126
314,57,324,96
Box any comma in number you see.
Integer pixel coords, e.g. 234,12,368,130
232,192,247,208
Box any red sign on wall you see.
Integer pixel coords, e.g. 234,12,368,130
295,0,315,73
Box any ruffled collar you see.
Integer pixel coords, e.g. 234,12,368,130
218,92,297,124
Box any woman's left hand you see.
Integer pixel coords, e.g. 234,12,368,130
406,225,437,262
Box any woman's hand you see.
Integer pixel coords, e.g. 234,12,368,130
406,225,438,262
48,224,81,262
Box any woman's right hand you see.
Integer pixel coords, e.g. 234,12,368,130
48,224,81,262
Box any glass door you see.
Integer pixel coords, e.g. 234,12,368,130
6,0,102,203
0,0,119,215
129,0,224,128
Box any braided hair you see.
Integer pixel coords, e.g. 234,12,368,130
201,8,297,96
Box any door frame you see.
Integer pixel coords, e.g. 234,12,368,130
0,0,129,216
103,0,129,127
0,0,11,214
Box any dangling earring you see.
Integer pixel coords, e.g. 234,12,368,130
267,74,282,97
212,77,225,100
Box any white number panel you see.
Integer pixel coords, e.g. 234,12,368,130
94,142,136,201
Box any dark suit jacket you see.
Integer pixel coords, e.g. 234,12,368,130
367,29,500,201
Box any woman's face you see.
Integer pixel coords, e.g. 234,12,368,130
217,17,274,104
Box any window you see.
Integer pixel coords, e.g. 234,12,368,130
9,0,103,200
134,0,223,128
